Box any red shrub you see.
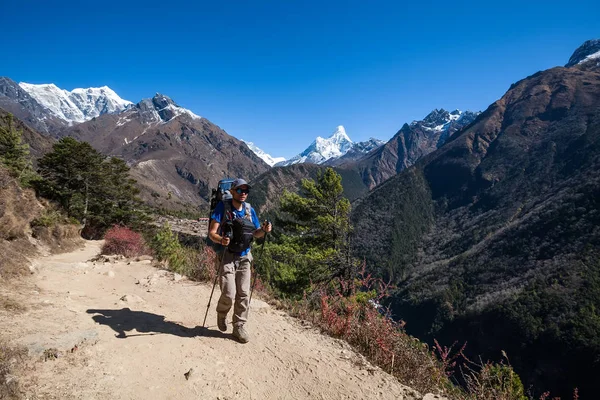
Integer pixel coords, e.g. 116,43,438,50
101,225,148,258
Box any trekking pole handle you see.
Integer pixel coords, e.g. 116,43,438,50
261,219,272,234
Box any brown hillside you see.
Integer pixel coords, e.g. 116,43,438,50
62,96,269,208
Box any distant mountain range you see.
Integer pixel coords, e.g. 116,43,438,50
347,108,480,189
275,125,385,167
0,80,269,210
18,83,132,124
0,74,479,208
242,140,286,166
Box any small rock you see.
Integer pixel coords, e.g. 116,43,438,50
184,368,193,380
174,273,184,282
105,271,116,278
119,294,145,303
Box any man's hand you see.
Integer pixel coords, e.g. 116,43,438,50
221,236,230,246
262,220,272,233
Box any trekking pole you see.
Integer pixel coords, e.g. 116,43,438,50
202,232,231,328
202,253,224,328
249,222,270,305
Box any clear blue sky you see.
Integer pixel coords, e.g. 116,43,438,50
2,0,598,159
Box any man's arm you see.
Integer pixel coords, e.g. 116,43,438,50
209,220,230,246
250,208,271,238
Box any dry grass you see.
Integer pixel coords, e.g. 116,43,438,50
0,167,42,242
31,223,82,254
0,338,25,400
0,239,37,279
0,296,27,313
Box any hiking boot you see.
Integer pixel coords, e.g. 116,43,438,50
217,314,227,332
232,325,250,343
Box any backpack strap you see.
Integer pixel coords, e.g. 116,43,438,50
243,202,253,222
223,199,234,222
217,200,233,236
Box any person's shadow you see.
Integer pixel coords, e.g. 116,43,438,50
86,308,230,340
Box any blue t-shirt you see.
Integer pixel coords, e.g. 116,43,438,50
211,201,260,256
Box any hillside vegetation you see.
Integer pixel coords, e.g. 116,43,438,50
352,63,600,397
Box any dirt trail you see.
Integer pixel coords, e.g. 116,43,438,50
2,241,440,400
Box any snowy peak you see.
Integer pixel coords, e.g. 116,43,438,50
242,141,285,167
415,108,478,133
277,125,356,166
136,93,201,124
566,39,600,67
329,125,352,145
351,137,385,153
18,82,132,124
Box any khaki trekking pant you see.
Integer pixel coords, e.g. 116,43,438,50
216,250,252,327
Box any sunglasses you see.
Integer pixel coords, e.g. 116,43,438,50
235,188,250,194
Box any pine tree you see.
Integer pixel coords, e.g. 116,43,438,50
262,167,356,296
37,137,147,236
0,113,35,185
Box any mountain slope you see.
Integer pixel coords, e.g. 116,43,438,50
62,94,269,208
352,109,479,189
0,77,66,135
250,164,369,216
242,140,285,166
351,42,600,397
0,107,55,159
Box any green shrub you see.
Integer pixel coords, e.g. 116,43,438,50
149,223,216,280
31,209,63,227
151,223,185,270
462,360,527,400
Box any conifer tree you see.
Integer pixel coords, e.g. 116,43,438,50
262,167,356,296
0,113,35,185
37,137,147,236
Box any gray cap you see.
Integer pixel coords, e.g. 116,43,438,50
231,178,251,189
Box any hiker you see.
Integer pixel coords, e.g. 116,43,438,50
207,178,271,343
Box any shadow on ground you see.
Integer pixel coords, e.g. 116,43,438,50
86,308,230,340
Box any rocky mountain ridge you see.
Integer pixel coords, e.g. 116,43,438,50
565,38,600,67
0,77,66,135
348,108,479,189
18,82,132,124
242,140,286,166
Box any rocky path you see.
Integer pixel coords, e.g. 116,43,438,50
1,241,438,400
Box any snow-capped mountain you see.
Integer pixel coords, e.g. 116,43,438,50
242,140,285,167
18,82,132,124
355,108,480,189
324,137,385,166
135,93,201,124
276,125,354,166
416,108,479,146
565,39,600,67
